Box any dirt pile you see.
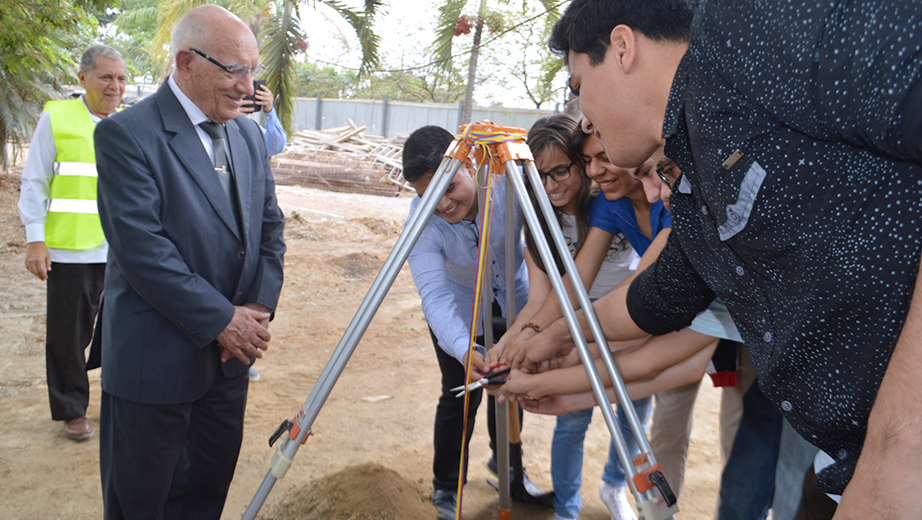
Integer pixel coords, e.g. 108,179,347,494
262,463,433,520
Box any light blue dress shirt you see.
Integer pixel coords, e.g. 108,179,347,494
406,175,529,362
261,109,286,156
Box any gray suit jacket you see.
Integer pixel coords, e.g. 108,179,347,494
94,82,285,404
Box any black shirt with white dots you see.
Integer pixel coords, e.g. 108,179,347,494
626,0,922,494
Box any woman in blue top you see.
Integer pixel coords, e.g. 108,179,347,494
491,125,670,520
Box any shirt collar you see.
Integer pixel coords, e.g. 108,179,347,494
168,74,212,127
78,95,104,123
662,52,690,141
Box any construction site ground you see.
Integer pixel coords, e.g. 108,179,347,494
0,163,724,520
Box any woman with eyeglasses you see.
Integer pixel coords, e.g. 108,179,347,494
489,114,668,520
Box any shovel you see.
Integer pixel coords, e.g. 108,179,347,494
488,403,555,507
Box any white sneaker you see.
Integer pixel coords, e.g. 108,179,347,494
599,482,636,520
248,366,260,382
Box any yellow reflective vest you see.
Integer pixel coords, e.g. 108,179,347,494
44,98,106,250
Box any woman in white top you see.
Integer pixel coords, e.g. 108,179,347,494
498,114,648,520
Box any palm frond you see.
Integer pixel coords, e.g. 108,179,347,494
150,0,216,68
113,5,160,28
318,0,381,73
535,0,561,26
259,0,301,136
228,0,271,23
432,0,467,71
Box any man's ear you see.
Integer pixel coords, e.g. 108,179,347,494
77,70,87,89
173,51,193,78
463,157,476,175
609,24,636,74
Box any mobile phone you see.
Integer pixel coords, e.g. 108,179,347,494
242,79,267,112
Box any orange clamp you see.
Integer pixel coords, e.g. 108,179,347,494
632,462,665,493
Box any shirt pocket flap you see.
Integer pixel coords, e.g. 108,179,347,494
717,160,766,241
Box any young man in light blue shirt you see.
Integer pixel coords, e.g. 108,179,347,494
403,125,539,520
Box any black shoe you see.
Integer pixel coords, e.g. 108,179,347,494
486,458,546,499
431,489,457,520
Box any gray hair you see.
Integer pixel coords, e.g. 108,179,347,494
171,14,207,54
80,45,124,74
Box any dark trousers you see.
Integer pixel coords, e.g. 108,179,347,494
793,466,838,520
716,383,783,520
99,367,248,520
46,262,105,420
430,317,522,492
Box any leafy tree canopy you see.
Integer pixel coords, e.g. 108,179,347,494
0,0,117,168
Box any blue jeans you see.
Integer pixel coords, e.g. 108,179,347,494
772,419,819,520
716,383,783,520
551,396,653,519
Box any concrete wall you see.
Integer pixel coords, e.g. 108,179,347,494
292,97,558,137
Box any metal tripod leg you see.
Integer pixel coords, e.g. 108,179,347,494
241,155,465,520
475,165,511,518
494,171,514,519
504,159,678,519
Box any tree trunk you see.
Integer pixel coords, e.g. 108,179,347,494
460,8,486,125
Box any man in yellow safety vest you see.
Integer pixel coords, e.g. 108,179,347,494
17,45,126,440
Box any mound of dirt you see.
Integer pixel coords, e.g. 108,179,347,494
262,463,432,520
329,252,384,278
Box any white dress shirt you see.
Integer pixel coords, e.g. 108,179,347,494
18,96,108,264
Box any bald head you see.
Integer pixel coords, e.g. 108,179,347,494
171,4,260,124
172,5,253,57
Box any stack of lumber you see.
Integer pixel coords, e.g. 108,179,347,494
271,119,411,197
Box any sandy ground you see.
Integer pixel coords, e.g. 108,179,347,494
0,163,725,519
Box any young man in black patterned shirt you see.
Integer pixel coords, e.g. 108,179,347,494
502,1,922,518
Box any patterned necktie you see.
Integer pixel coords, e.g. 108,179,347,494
199,121,233,201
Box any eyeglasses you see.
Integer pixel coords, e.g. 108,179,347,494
189,48,265,79
655,160,679,189
538,163,573,185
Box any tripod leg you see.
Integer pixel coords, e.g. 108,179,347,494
241,156,466,520
503,159,677,519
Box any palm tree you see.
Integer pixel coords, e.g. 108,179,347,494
259,0,382,134
114,0,382,134
432,0,561,125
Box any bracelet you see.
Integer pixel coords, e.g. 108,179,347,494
520,322,541,333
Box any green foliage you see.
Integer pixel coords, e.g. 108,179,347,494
430,0,563,120
0,0,116,169
104,0,161,79
292,62,355,98
259,0,301,136
491,1,566,109
291,57,466,104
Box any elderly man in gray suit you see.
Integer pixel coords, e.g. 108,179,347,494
93,5,285,519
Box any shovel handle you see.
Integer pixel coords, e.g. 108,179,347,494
508,402,522,444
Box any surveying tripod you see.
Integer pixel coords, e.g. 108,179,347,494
241,122,678,520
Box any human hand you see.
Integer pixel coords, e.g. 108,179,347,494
462,348,490,382
254,84,274,112
508,324,574,372
243,302,271,327
25,242,51,281
498,369,543,403
485,340,506,370
217,305,271,363
520,395,574,416
498,326,536,368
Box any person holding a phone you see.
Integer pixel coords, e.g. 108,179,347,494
241,80,286,157
240,80,286,384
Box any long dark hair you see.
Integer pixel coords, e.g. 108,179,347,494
570,128,630,255
524,114,594,275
